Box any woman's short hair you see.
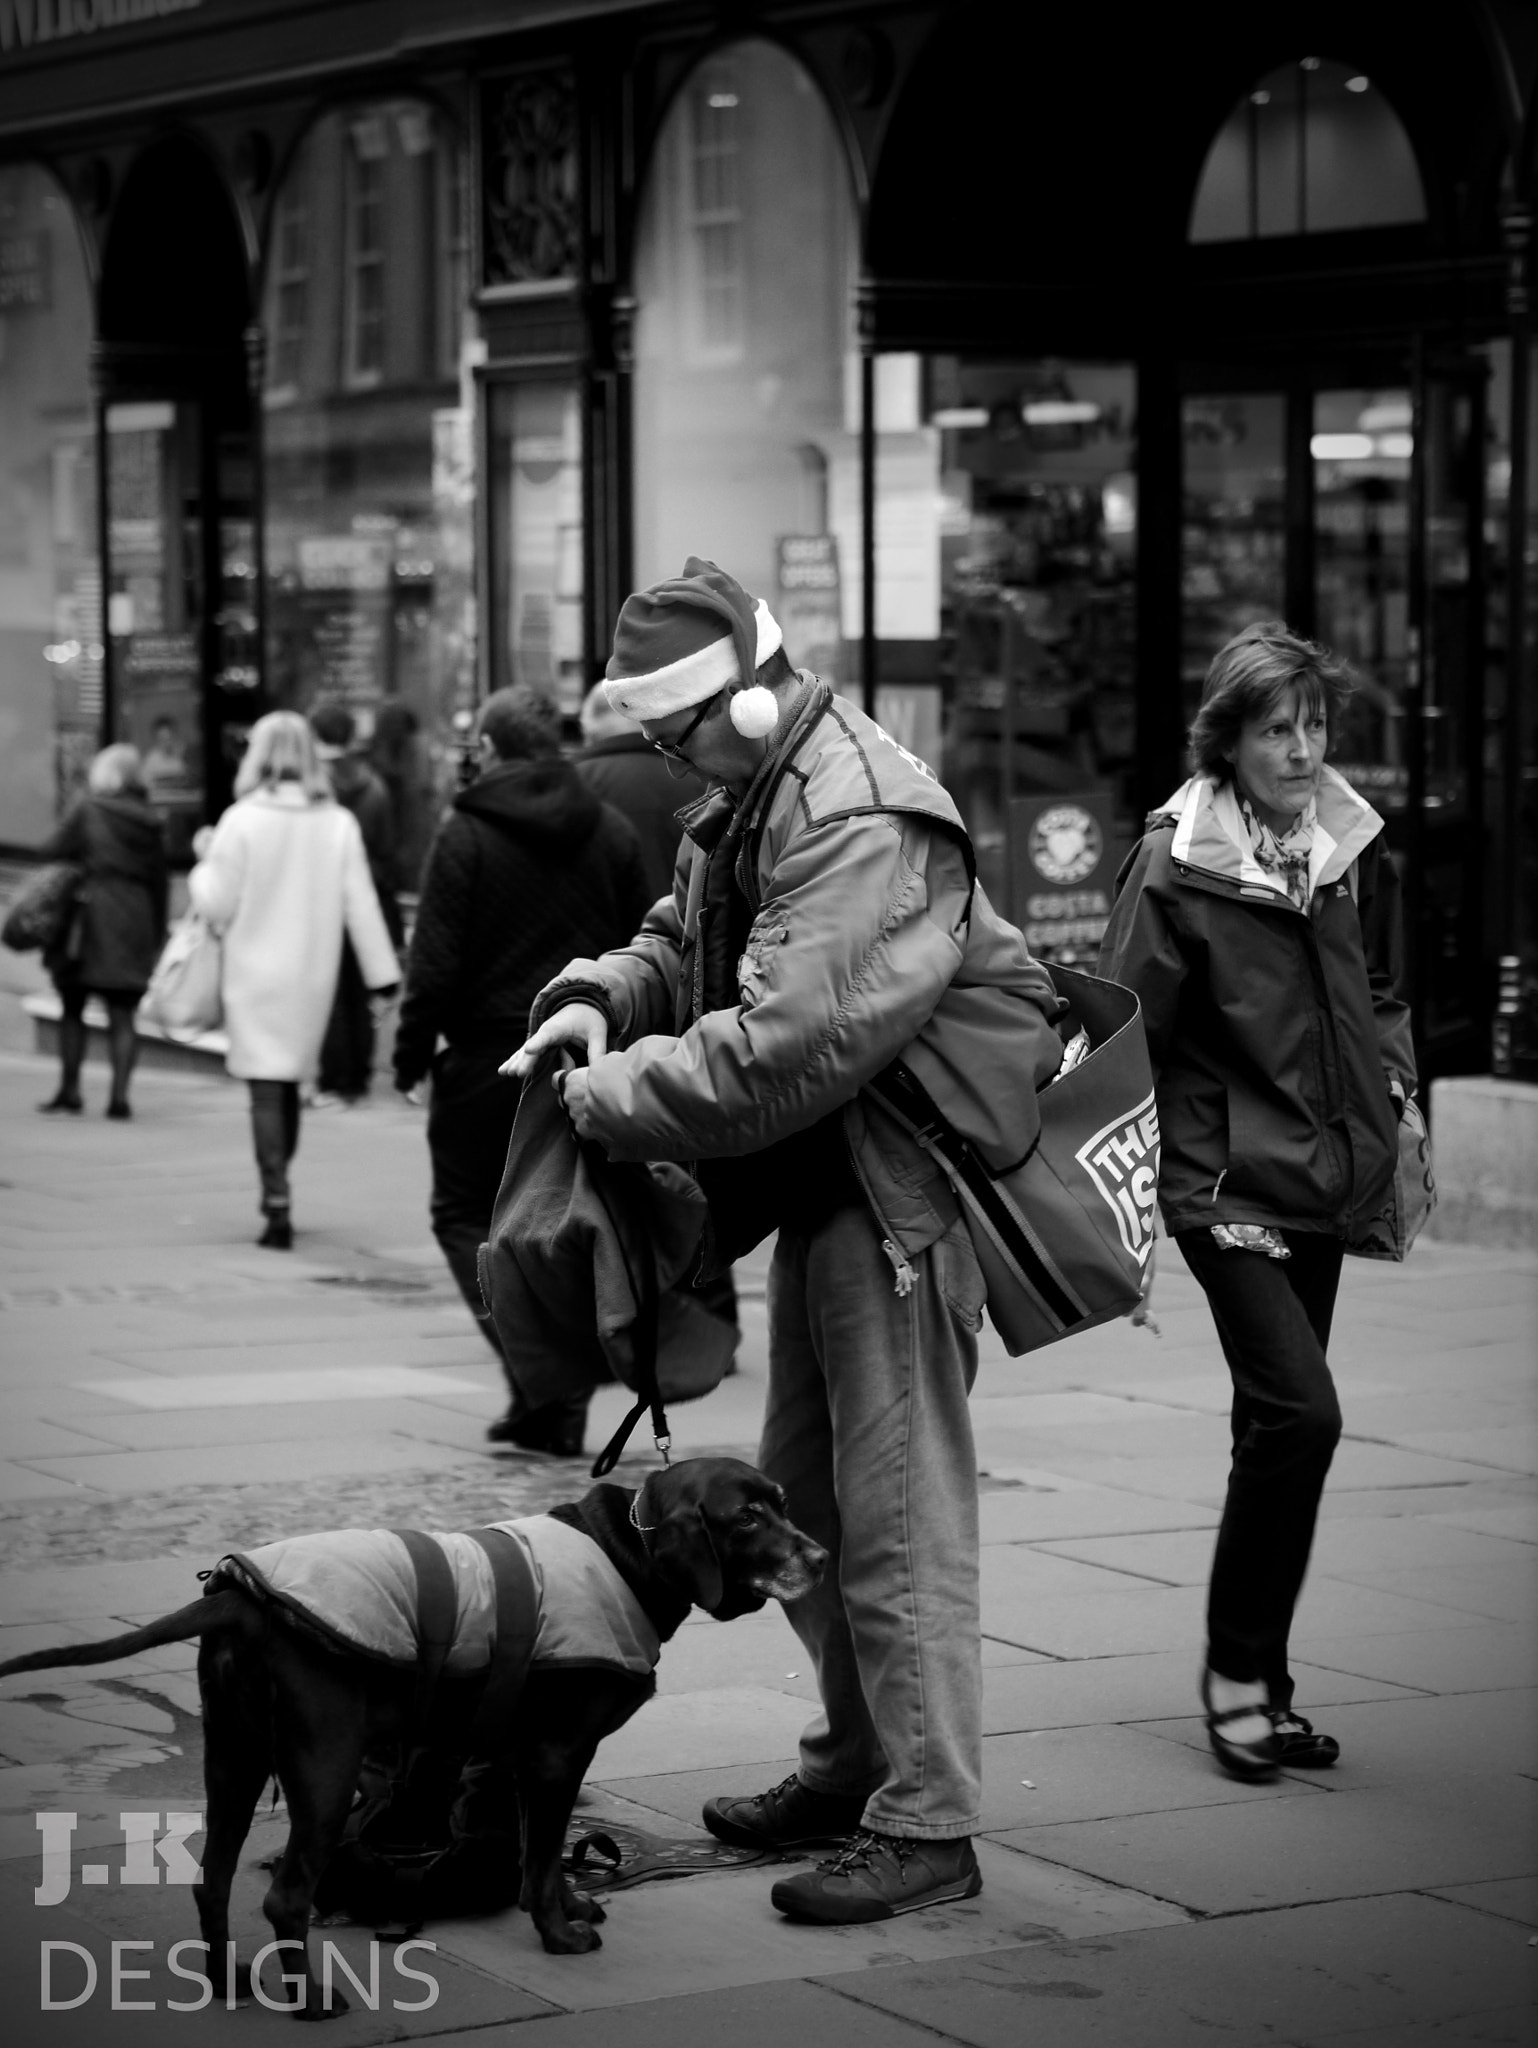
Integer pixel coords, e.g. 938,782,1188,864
234,711,331,801
88,743,146,797
1189,622,1355,782
477,687,561,761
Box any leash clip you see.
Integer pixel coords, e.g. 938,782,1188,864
654,1433,672,1466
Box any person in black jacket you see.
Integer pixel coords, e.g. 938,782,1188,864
394,686,652,1452
38,744,168,1121
312,704,401,1104
1100,622,1415,1783
573,681,704,904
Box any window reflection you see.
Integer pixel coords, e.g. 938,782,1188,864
261,97,471,877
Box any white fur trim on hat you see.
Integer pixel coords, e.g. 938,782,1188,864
604,601,783,723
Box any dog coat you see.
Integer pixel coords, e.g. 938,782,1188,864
213,1514,660,1679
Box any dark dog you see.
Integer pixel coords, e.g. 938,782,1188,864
0,1457,825,2016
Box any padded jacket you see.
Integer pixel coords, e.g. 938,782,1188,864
531,680,1064,1264
1097,765,1415,1239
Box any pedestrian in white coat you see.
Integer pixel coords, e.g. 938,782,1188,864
190,712,399,1248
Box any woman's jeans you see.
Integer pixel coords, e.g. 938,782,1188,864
759,1202,985,1840
1177,1227,1345,1709
248,1081,301,1212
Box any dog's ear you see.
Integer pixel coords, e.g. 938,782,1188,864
650,1505,725,1614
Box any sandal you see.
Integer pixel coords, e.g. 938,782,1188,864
1201,1670,1281,1779
1270,1710,1340,1768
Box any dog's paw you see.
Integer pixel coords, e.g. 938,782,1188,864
295,1987,349,2022
568,1891,606,1924
539,1918,602,1954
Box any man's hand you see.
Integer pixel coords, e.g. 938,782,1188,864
558,1065,599,1139
500,1002,609,1081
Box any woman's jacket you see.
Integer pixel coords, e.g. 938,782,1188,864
1098,765,1415,1240
189,783,398,1081
41,794,167,996
530,680,1065,1265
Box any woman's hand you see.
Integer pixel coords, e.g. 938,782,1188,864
500,1002,608,1081
191,826,216,860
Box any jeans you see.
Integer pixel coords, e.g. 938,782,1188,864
427,1044,520,1367
759,1202,985,1840
1177,1227,1345,1709
248,1081,301,1213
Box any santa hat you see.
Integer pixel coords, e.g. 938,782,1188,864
603,557,784,737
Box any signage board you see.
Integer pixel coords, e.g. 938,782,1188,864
1008,790,1118,963
776,533,841,683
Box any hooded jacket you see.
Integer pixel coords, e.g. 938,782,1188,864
574,732,705,905
530,681,1065,1265
394,756,652,1088
1097,764,1415,1238
41,794,168,995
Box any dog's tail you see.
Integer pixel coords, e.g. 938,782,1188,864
0,1592,251,1680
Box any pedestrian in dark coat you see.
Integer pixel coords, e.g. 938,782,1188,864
394,686,652,1453
1099,622,1415,1783
38,744,168,1121
573,682,704,905
312,704,402,1103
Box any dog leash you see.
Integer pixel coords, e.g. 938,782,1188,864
580,1134,671,1480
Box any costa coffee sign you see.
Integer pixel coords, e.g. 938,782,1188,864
0,0,203,56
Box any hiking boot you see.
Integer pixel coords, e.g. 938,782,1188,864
769,1829,982,1924
702,1771,867,1851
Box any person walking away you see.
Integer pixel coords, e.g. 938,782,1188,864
189,712,399,1248
1099,621,1415,1780
573,680,705,904
36,743,167,1120
370,699,438,892
393,686,652,1454
311,704,402,1104
509,559,1064,1921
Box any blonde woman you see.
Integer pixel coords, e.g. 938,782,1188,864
190,712,399,1247
37,743,167,1120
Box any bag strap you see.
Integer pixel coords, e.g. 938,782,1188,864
395,1529,459,1734
585,1150,668,1477
466,1527,541,1754
866,1060,1084,1330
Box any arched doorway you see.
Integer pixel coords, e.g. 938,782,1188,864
631,39,857,682
97,137,253,848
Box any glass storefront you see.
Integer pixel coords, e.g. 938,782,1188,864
486,380,584,713
632,37,856,674
0,163,95,843
260,97,471,876
918,358,1138,940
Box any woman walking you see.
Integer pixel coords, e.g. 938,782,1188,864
189,712,399,1248
38,743,168,1120
1100,622,1415,1779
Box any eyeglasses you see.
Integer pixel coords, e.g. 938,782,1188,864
644,696,714,770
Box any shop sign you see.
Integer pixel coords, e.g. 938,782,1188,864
1,0,203,58
1009,791,1117,961
123,632,197,680
0,229,48,307
776,534,841,682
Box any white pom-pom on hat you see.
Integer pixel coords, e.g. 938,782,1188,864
729,685,780,738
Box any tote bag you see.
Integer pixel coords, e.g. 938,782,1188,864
1345,1097,1435,1263
867,964,1159,1357
142,913,223,1037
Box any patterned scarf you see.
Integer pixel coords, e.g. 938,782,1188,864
1237,792,1316,910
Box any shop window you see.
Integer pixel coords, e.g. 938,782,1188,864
344,118,388,386
1181,393,1286,717
0,163,96,845
260,99,472,884
633,38,856,638
920,359,1138,942
269,177,310,397
1189,59,1426,242
487,380,585,712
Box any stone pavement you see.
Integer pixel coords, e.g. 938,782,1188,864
0,1041,1533,2046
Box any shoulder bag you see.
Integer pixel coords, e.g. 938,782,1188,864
141,912,224,1037
2,863,83,955
867,964,1159,1356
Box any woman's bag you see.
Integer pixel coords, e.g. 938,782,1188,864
1346,1097,1436,1262
142,913,223,1036
1,863,83,955
867,964,1159,1357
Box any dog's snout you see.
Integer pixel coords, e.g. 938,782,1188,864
799,1537,829,1584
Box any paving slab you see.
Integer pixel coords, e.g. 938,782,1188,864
978,1721,1328,1829
1000,1771,1538,1913
981,1649,1422,1736
17,1432,474,1495
1293,1620,1538,1693
818,1893,1538,2048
